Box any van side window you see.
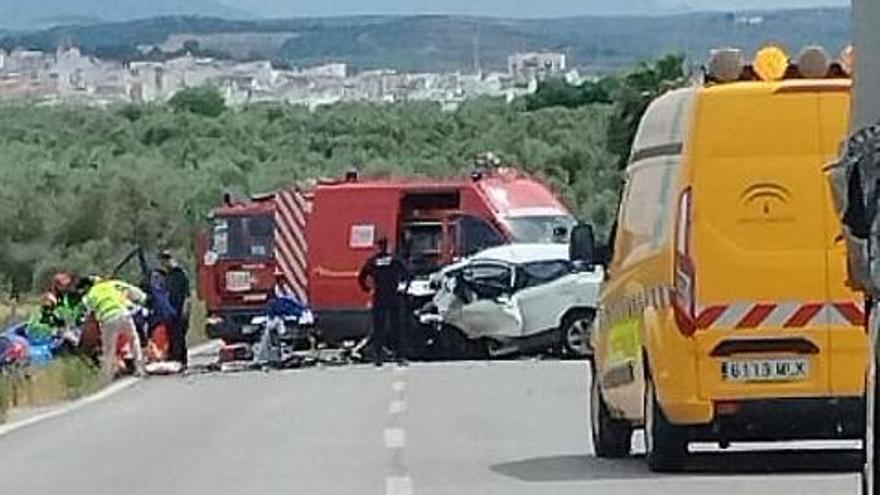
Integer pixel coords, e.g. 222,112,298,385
617,162,676,268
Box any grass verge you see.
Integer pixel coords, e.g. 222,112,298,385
0,375,8,423
0,355,103,424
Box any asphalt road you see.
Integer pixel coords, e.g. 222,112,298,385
0,359,863,495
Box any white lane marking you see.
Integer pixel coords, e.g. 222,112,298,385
0,339,219,437
392,380,407,393
0,377,139,438
384,427,407,449
389,399,408,415
392,365,407,376
385,476,413,495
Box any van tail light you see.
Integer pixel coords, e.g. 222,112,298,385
672,188,697,336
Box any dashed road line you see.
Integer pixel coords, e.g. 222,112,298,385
385,475,413,495
384,427,407,449
389,399,407,415
385,364,412,493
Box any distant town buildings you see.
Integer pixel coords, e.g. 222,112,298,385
0,46,571,108
508,52,567,85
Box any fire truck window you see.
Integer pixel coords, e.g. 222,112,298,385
212,219,230,256
403,223,444,275
505,215,577,244
212,215,274,259
459,216,503,256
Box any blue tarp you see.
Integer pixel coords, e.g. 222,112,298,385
2,323,59,367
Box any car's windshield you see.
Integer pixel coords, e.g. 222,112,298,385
505,215,577,243
517,259,571,288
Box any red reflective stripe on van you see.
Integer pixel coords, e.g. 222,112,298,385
783,303,823,328
834,302,865,326
735,304,776,329
696,305,727,329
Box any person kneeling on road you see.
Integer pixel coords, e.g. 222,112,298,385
77,277,147,379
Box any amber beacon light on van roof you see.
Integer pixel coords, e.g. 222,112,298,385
705,45,853,84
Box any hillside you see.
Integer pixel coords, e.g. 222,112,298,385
0,9,851,73
0,0,250,30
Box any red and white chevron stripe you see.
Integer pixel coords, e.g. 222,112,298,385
696,301,865,330
274,188,312,303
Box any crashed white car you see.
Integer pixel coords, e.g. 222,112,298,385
420,243,602,358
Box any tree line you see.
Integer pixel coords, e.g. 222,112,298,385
0,55,684,295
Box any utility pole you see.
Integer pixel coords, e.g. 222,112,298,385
852,0,880,130
473,25,482,77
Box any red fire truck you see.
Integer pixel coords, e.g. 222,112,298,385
196,168,576,343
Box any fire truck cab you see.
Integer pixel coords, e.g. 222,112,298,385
197,168,576,344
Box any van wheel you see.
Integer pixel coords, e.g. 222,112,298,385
561,313,594,359
590,365,632,457
644,376,688,472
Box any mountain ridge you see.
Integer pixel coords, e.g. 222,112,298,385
0,0,253,30
0,9,851,73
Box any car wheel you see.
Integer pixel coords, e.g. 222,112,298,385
590,364,632,457
865,353,879,495
562,313,594,358
644,375,688,472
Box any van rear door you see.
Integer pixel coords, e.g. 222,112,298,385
690,84,834,400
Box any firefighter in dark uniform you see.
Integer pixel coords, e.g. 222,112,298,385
358,237,410,366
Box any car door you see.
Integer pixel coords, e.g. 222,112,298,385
457,261,522,339
514,260,577,336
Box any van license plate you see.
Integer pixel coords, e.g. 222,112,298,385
721,358,809,382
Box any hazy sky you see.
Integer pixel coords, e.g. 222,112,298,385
222,0,849,18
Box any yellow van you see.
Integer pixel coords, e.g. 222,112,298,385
591,48,867,471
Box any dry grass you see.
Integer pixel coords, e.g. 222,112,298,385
0,356,103,423
0,376,8,423
0,300,38,329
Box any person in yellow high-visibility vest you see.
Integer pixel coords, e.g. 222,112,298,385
77,277,147,379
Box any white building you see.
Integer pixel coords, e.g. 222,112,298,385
508,52,567,85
